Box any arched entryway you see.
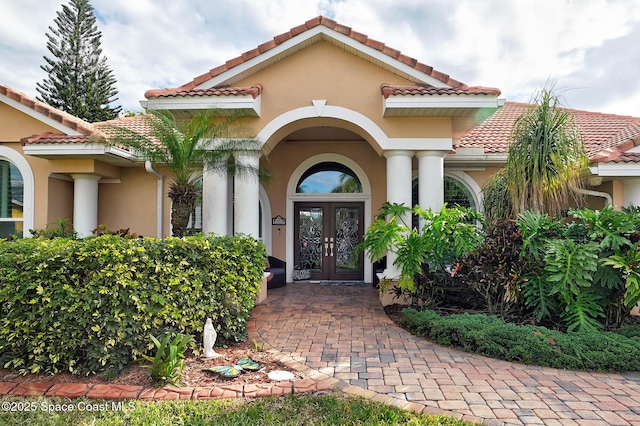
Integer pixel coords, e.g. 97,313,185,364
287,154,373,283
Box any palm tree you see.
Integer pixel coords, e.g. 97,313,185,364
102,109,268,237
502,88,589,218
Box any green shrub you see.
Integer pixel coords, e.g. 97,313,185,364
402,308,640,372
0,235,265,377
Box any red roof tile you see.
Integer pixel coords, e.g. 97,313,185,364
381,84,501,98
1,84,96,137
95,115,156,139
21,113,157,146
146,16,467,99
458,102,640,163
144,84,262,100
20,133,89,145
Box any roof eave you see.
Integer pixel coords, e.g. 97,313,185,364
142,94,261,117
383,94,503,117
445,148,508,166
590,162,640,177
23,143,138,167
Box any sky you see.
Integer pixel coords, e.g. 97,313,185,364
1,0,640,117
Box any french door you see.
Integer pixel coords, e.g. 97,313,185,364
294,202,364,281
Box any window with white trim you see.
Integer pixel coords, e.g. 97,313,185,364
0,159,24,238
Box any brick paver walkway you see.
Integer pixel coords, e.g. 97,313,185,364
248,282,640,426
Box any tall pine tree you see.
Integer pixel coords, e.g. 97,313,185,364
37,0,121,122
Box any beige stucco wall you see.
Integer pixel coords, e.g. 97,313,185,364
0,103,61,142
98,166,172,237
235,40,452,149
47,176,73,226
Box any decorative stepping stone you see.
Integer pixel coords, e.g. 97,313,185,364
203,365,243,378
236,356,263,371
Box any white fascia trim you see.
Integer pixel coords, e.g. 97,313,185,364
384,94,500,112
445,152,509,165
385,138,453,151
590,163,640,177
145,94,261,116
0,93,84,136
23,143,137,160
199,26,449,89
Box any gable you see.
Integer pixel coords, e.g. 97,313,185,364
0,102,63,142
0,85,95,142
176,16,463,93
232,40,417,117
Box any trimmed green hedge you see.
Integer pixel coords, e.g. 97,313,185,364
0,235,265,377
402,308,640,372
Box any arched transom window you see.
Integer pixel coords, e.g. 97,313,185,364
296,162,362,194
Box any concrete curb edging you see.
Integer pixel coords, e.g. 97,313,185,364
0,378,333,401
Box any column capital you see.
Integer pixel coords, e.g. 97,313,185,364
70,173,102,181
383,150,414,159
415,150,447,159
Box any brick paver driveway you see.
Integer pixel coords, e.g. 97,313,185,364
249,282,640,426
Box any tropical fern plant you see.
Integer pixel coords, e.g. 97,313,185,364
360,202,483,292
102,109,269,237
544,239,602,332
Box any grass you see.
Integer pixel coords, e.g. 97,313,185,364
0,392,476,425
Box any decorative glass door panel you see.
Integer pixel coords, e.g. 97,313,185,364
297,207,323,273
295,202,364,281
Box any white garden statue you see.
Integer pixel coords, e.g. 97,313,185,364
202,317,221,358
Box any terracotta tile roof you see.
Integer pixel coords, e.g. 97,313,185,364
95,115,156,140
21,133,89,145
146,16,467,99
0,84,96,137
458,102,640,163
381,84,501,98
145,84,263,100
21,114,157,146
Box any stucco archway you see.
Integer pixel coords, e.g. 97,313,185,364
257,105,388,284
257,104,389,154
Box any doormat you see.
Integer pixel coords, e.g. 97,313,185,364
315,281,366,287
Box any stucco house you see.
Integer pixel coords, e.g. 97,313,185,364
1,16,639,284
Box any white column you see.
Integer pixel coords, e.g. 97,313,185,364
382,150,414,279
417,151,446,211
234,153,260,238
202,165,228,236
623,178,640,207
71,174,101,238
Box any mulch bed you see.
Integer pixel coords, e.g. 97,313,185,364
0,341,302,388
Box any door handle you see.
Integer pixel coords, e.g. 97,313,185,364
324,237,334,257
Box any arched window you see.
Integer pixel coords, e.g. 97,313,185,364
0,159,24,238
412,175,477,229
296,162,362,194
